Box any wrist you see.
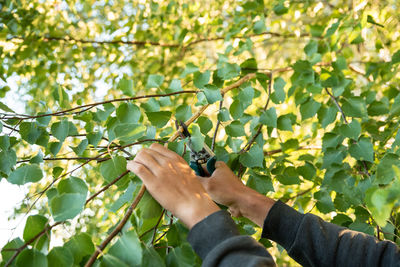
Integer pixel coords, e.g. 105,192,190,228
237,189,275,227
181,195,220,229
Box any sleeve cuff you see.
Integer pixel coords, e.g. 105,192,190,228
261,200,305,249
187,210,240,259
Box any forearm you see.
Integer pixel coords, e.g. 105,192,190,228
236,188,275,227
262,201,400,267
188,210,276,267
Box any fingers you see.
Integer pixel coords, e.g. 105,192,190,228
149,143,183,161
127,160,154,182
134,147,167,169
210,161,230,176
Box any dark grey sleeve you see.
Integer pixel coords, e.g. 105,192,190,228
187,210,276,267
262,200,400,267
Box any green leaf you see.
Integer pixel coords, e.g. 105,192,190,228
197,116,213,135
110,181,137,212
193,70,211,89
239,145,264,168
19,122,42,144
202,84,222,104
58,176,88,195
8,164,43,185
47,247,74,267
341,97,367,118
367,15,384,28
297,162,316,180
143,247,166,267
271,77,286,104
49,142,62,156
64,233,94,264
189,125,204,152
16,249,48,267
392,50,400,64
253,20,266,34
0,101,15,113
217,62,240,80
325,21,340,37
51,119,69,142
339,120,361,140
146,74,164,89
318,106,337,128
180,63,199,78
30,151,43,164
53,85,70,108
277,167,301,185
273,3,288,15
1,238,24,264
50,193,87,221
0,135,10,150
229,100,245,120
168,79,183,92
176,105,192,121
71,139,88,156
314,190,335,213
95,103,115,121
114,123,146,142
368,101,389,116
109,231,142,266
218,108,230,122
277,114,294,131
376,153,400,184
36,113,51,126
23,215,49,250
304,40,318,57
137,191,162,219
281,138,299,152
116,103,141,124
0,149,17,175
349,138,374,162
87,131,103,147
226,120,246,137
146,111,171,127
100,156,127,183
118,79,134,96
260,108,277,128
101,255,129,267
246,170,273,194
300,98,321,120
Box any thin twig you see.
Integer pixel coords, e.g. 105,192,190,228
211,100,224,151
325,88,348,124
240,73,273,154
151,209,166,245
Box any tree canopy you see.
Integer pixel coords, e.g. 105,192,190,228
1,0,400,266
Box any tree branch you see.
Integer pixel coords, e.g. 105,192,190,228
85,170,130,205
211,100,224,151
84,185,146,267
4,222,63,267
1,91,199,120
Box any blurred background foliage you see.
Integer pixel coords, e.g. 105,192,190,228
1,0,400,266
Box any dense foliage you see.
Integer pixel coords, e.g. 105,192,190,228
1,0,400,266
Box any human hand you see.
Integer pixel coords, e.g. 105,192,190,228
198,161,275,227
127,143,220,229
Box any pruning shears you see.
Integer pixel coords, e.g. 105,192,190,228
176,121,216,177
